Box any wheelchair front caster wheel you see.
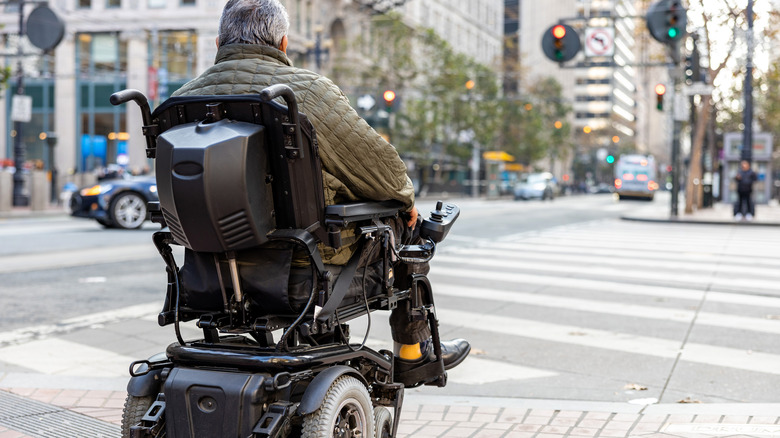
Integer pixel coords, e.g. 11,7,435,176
374,406,392,438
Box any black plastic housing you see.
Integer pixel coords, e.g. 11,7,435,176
156,119,272,252
420,201,460,243
163,367,270,438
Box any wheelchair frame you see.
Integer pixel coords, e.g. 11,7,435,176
110,85,458,438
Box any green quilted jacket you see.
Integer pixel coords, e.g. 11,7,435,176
172,44,414,264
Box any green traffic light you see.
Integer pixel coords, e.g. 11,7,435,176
606,155,615,164
667,27,678,39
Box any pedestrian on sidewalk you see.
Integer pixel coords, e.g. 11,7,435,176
734,160,758,221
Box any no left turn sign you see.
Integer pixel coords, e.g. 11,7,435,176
584,27,615,57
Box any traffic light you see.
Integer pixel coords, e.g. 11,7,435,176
606,154,615,164
541,24,580,63
646,0,687,45
684,55,693,83
655,83,666,111
383,90,396,112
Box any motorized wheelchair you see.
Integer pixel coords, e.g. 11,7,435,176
110,84,460,438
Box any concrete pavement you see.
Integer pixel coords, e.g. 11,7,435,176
621,197,780,226
2,380,780,437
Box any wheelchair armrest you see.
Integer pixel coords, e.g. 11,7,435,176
324,200,404,225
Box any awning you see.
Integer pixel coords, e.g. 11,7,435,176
482,151,515,162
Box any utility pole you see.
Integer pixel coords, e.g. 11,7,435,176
742,0,754,163
12,0,28,206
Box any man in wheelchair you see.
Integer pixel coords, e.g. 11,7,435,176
171,0,469,376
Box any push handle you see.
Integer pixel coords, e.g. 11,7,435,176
109,89,156,156
109,89,153,127
260,85,302,157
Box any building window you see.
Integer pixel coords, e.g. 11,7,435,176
148,30,198,102
75,32,127,172
78,0,91,8
106,0,120,8
180,0,195,6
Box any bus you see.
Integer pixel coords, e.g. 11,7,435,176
614,154,659,201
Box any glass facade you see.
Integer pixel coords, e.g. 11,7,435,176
75,32,127,172
148,30,197,104
4,36,56,170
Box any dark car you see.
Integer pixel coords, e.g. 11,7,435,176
69,175,157,229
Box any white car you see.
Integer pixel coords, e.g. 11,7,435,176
514,172,558,201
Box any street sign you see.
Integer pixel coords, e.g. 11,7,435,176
584,27,615,57
26,5,65,51
357,94,376,111
11,95,32,123
673,93,689,122
683,82,714,96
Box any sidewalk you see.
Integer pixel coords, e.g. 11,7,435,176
621,198,780,226
2,382,780,438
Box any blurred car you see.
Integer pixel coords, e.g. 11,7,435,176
514,172,558,201
69,175,157,229
589,182,615,194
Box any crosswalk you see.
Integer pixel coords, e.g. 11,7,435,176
422,219,780,401
1,217,779,403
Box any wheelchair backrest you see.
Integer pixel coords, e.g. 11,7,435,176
150,93,327,252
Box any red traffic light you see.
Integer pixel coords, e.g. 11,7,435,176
383,90,396,103
654,83,666,95
552,25,566,39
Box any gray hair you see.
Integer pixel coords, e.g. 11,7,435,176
218,0,289,48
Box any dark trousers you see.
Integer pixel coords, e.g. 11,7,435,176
734,191,754,216
387,215,432,345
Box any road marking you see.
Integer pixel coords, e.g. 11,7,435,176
432,285,780,335
429,267,780,309
445,356,556,384
0,244,164,273
447,246,780,278
0,302,162,346
434,254,780,292
481,241,780,268
0,338,137,377
437,308,780,375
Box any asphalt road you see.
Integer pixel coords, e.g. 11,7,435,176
3,192,778,405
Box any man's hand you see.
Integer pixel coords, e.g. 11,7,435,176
407,207,419,229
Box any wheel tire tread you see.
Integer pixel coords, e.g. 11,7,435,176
301,375,374,438
121,394,153,438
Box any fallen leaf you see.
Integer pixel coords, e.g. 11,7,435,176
766,315,780,320
471,348,487,356
677,397,701,404
568,331,587,336
623,383,648,391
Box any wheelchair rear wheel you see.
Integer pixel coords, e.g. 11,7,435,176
121,394,153,438
301,375,374,438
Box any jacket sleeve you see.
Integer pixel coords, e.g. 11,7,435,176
301,77,415,211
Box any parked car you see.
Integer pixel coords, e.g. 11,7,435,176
69,175,157,229
514,172,558,201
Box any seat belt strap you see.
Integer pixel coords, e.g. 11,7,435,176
316,240,364,324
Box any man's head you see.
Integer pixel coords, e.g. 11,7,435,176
218,0,289,51
741,160,750,170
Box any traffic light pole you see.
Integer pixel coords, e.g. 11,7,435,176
669,42,682,218
742,0,754,163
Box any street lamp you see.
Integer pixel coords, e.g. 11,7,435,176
306,25,332,71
